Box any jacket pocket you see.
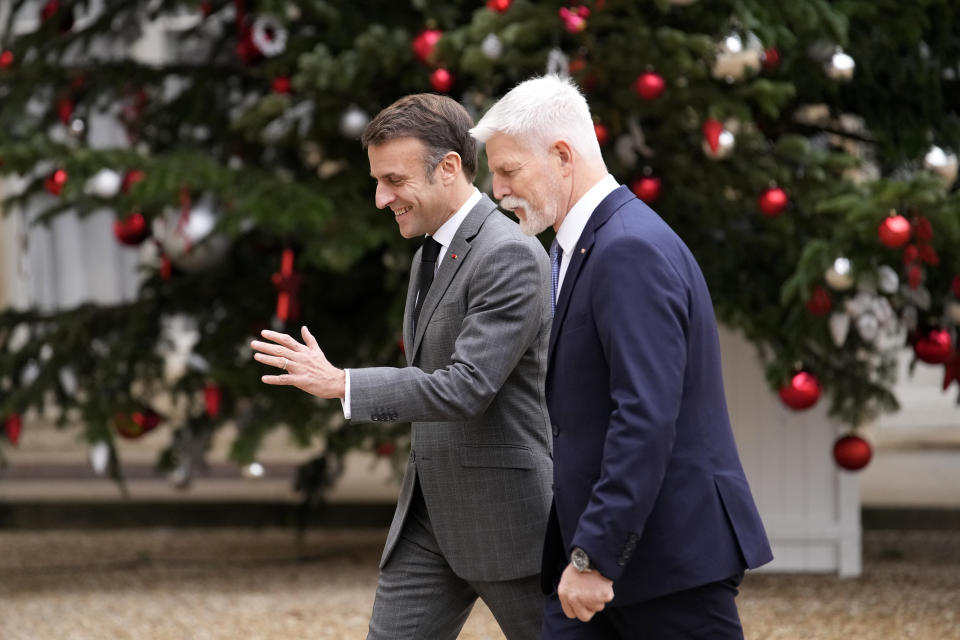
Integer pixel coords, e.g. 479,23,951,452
459,444,535,470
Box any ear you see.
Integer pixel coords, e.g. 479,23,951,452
549,140,575,178
437,151,462,185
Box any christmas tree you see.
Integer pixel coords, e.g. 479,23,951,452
1,0,958,486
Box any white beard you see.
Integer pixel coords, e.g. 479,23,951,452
500,196,555,236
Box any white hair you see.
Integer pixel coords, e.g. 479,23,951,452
470,75,604,165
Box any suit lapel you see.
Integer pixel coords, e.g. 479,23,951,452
410,194,498,359
548,185,635,362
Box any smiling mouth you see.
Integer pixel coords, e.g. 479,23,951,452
393,206,411,218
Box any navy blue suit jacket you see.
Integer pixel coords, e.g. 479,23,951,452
542,185,773,606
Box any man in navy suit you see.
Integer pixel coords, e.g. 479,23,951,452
471,75,773,638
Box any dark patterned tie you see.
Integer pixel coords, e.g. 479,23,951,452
414,236,442,327
549,238,562,315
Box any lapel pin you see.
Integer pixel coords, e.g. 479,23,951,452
580,248,586,254
451,253,458,259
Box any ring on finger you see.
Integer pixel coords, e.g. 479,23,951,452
280,357,288,370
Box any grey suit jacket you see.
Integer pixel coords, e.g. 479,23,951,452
350,194,553,582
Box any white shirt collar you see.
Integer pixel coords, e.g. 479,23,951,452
555,174,619,256
430,188,482,252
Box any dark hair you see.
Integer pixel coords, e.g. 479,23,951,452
361,94,478,181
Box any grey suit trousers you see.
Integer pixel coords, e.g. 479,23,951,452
367,476,544,640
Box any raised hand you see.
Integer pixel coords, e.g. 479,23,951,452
251,326,346,399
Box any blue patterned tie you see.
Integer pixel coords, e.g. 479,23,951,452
549,238,562,314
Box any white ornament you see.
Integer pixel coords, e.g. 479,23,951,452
855,313,880,343
712,32,763,81
923,145,958,187
153,192,230,272
59,367,78,396
481,33,503,60
242,461,266,479
89,441,112,475
877,265,899,294
339,106,370,139
825,257,854,291
825,50,855,81
158,314,200,384
85,168,123,198
829,312,851,347
251,15,287,57
946,301,960,324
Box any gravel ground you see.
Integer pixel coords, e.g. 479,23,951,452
1,527,958,640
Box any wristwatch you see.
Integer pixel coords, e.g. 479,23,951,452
570,547,592,572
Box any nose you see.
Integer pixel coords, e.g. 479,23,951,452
374,183,395,210
492,174,509,200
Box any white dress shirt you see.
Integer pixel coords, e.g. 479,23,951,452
342,188,482,418
553,174,619,302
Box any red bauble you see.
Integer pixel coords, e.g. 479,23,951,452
630,176,661,204
114,409,163,439
204,383,222,419
914,329,953,364
121,169,145,193
412,29,443,65
762,48,780,70
805,286,832,316
634,72,665,101
778,371,821,410
758,187,788,217
5,413,23,446
594,123,609,146
113,212,149,246
486,0,512,12
877,214,911,248
833,434,872,471
272,75,292,94
430,68,454,93
0,50,14,68
45,168,68,196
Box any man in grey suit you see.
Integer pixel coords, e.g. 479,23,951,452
251,94,553,640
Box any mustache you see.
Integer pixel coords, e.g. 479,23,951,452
499,196,532,212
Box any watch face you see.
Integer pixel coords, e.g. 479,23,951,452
572,548,589,571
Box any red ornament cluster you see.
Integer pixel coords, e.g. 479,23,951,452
113,212,149,246
559,6,590,33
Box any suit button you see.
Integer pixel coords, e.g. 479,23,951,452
409,450,416,462
552,424,560,437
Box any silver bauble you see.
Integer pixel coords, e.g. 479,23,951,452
824,50,855,81
85,168,123,198
712,32,763,82
923,145,958,187
825,257,854,291
339,106,370,139
481,33,503,60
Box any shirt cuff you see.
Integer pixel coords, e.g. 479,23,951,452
340,369,351,420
